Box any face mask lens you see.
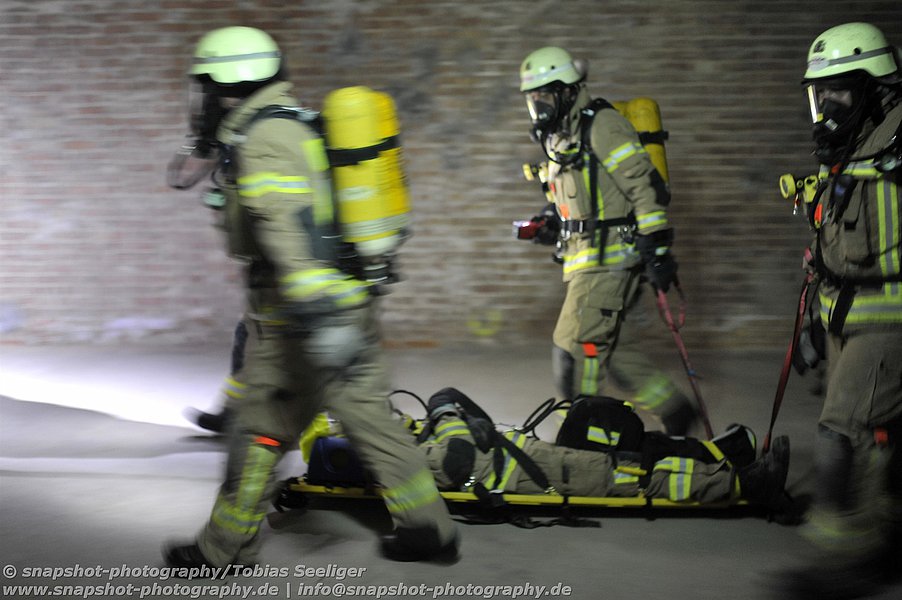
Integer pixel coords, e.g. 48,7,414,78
806,84,822,124
188,79,207,137
526,89,557,125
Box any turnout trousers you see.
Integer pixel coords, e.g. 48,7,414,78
197,306,455,566
552,268,690,422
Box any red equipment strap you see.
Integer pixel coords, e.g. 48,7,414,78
763,271,816,454
654,281,714,440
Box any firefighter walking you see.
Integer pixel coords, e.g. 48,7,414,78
517,47,700,436
163,26,458,566
774,22,902,599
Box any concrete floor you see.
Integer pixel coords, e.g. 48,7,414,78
1,342,899,600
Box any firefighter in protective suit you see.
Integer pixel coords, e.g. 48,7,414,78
774,23,902,599
518,47,699,435
163,26,458,566
418,389,789,508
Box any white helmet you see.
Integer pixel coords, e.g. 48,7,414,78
519,46,586,92
803,23,900,164
804,22,899,83
191,26,282,85
519,47,588,155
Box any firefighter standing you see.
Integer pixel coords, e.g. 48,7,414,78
775,23,902,599
517,47,699,435
164,26,458,566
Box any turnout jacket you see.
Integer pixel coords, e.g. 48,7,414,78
815,100,902,333
545,95,671,282
420,414,613,497
215,81,369,322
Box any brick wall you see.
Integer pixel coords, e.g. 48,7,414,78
2,0,900,349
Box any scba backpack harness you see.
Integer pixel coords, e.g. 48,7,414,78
221,86,412,285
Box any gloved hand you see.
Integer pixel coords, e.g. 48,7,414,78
635,229,678,292
304,313,366,369
514,204,560,246
533,204,561,246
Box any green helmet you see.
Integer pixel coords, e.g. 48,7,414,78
804,22,899,82
519,46,586,92
191,26,282,84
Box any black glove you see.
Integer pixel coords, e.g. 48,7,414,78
534,204,561,245
515,204,560,245
635,229,678,292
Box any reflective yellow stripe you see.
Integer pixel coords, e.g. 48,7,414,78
238,172,312,197
878,179,900,278
636,210,667,232
842,161,880,178
701,440,726,463
587,426,620,446
211,443,279,535
562,242,639,274
434,419,470,442
223,376,246,400
819,284,902,325
614,472,639,485
484,431,528,491
602,141,647,171
580,355,599,396
281,268,370,306
634,375,673,411
301,139,329,173
382,469,441,515
497,431,527,490
654,457,695,501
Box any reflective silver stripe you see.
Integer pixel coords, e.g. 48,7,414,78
827,46,893,67
194,51,281,65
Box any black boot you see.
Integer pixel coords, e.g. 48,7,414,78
737,435,790,509
712,423,757,468
379,527,459,563
184,407,232,434
163,542,214,569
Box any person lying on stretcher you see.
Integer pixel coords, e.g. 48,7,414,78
301,388,789,510
307,388,791,510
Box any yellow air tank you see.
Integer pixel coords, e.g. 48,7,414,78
321,86,410,264
612,97,669,183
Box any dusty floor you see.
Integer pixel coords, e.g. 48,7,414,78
1,342,899,600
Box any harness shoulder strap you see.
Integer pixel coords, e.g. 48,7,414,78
580,98,614,248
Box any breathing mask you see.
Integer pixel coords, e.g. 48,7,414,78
166,77,231,190
804,74,871,164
